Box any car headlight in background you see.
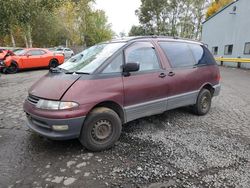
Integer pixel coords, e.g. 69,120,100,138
0,61,5,66
36,99,79,110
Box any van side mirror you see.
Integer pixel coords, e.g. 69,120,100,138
123,62,140,73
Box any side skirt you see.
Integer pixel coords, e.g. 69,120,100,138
124,90,199,123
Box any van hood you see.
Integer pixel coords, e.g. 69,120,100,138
28,73,81,100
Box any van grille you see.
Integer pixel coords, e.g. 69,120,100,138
27,95,40,105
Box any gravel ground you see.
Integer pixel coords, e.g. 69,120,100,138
0,67,250,188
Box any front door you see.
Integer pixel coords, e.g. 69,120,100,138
38,50,49,66
23,50,43,68
123,41,168,122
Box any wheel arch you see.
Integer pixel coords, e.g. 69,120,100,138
10,60,18,67
50,58,59,63
6,60,19,73
200,83,215,96
88,101,125,124
49,58,59,67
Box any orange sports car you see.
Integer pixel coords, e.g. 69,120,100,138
0,48,65,73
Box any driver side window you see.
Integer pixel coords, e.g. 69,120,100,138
125,42,160,72
102,53,123,73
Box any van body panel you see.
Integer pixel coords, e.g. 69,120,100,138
123,71,168,122
62,77,124,107
29,73,81,100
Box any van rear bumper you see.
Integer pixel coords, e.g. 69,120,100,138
25,112,85,140
213,84,221,97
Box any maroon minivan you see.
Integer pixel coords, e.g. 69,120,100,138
23,36,221,151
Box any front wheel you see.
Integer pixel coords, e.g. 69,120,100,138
6,62,19,74
192,89,212,116
79,107,122,152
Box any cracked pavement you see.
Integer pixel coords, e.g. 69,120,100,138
0,67,250,188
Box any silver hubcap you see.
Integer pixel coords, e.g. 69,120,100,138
92,120,112,141
201,95,209,110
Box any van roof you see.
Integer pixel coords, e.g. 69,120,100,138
109,36,203,45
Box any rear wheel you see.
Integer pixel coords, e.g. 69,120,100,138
49,59,58,68
192,89,212,115
6,62,18,74
79,107,122,151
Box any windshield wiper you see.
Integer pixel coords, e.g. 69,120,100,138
75,72,90,75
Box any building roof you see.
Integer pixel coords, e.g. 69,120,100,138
203,0,239,24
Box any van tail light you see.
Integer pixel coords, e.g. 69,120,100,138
216,73,221,82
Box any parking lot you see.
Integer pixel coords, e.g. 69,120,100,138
0,66,250,188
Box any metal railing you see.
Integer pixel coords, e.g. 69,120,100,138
215,57,250,68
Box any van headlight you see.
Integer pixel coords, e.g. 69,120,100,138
36,99,79,110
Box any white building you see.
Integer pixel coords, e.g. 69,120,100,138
202,0,250,68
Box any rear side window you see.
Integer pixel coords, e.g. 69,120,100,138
158,42,195,68
188,44,216,65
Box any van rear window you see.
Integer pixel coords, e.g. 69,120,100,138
189,44,217,65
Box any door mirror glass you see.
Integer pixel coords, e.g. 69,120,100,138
123,62,140,72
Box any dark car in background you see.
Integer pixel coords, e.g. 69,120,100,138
23,36,221,151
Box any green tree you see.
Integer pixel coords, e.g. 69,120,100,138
85,10,113,46
0,0,113,47
136,0,168,35
131,0,212,40
128,25,146,36
0,0,21,46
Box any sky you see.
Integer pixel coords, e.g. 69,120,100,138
94,0,141,35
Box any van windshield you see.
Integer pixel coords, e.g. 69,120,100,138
59,42,125,74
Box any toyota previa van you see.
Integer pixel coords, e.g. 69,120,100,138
23,36,221,151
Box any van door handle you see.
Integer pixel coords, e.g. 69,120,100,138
168,71,175,77
159,73,166,78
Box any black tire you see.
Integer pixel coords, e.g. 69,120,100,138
6,62,18,74
49,59,59,68
192,89,212,116
79,107,122,152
